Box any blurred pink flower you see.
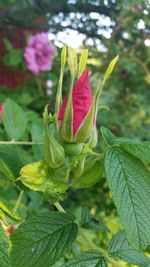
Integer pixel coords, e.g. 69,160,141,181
0,104,4,119
24,33,56,75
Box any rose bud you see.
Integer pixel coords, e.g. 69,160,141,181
43,106,65,169
58,69,94,145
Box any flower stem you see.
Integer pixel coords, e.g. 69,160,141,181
53,202,124,267
54,202,66,213
14,191,24,212
0,140,43,145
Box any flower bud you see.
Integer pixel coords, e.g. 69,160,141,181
43,106,65,169
58,69,94,143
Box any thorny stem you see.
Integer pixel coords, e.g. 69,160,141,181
14,191,24,212
54,202,124,267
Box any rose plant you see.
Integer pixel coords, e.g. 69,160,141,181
0,47,150,267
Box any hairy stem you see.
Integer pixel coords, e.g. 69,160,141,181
54,202,124,267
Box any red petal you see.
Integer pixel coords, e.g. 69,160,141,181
72,69,92,136
58,69,92,137
58,95,68,126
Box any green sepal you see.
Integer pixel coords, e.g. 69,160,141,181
89,126,98,148
72,154,87,179
68,47,78,78
55,46,67,128
78,49,88,77
59,91,73,142
104,55,119,82
44,106,65,169
19,160,68,202
72,155,104,189
74,99,95,143
0,202,22,226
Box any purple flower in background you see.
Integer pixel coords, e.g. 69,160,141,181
24,32,56,75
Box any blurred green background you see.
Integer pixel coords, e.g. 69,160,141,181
0,1,150,266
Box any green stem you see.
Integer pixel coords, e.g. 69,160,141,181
54,202,66,213
14,191,24,212
53,202,124,267
0,141,43,145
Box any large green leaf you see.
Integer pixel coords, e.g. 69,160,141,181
121,141,150,163
65,251,107,267
3,98,27,140
109,231,150,266
0,224,11,267
10,212,78,267
105,147,150,250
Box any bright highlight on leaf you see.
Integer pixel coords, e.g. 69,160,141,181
104,55,119,81
0,202,22,226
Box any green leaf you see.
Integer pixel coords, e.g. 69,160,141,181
31,119,44,161
0,224,11,267
121,141,150,163
109,230,150,266
81,207,109,232
100,127,116,146
104,55,119,81
65,251,108,267
78,49,88,77
0,145,24,181
3,38,13,51
10,212,78,267
0,202,22,226
3,98,27,140
20,160,68,202
105,147,150,250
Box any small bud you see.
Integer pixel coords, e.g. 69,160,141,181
44,106,65,169
63,143,83,157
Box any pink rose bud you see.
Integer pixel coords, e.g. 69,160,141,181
24,32,56,75
58,69,94,143
0,104,4,119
